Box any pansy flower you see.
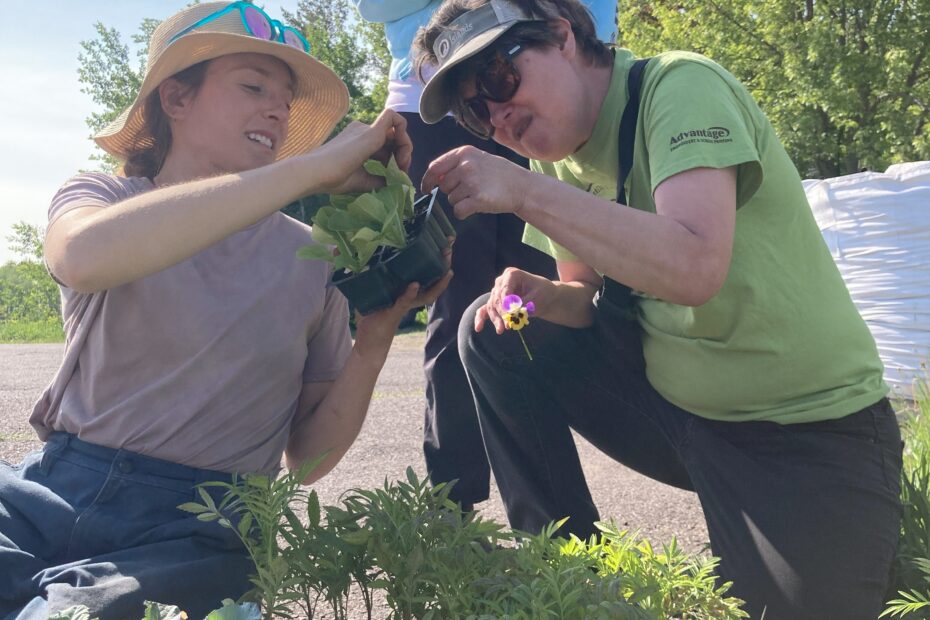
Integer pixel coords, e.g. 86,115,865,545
501,294,536,360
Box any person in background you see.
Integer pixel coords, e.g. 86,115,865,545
0,3,449,617
354,0,615,513
412,0,902,618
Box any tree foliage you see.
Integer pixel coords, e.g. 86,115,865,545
77,20,157,172
1,223,59,325
284,0,390,127
618,0,930,177
6,221,45,262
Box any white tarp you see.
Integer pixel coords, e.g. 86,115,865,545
805,162,930,399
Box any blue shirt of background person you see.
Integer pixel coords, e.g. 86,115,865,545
356,0,617,83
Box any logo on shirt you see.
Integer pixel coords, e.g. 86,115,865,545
669,126,732,151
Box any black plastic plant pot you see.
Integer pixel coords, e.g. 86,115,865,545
331,189,456,315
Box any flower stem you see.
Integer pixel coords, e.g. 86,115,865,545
518,332,533,361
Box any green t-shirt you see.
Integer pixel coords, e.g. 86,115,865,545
524,49,887,424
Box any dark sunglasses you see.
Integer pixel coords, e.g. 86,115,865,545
456,44,524,139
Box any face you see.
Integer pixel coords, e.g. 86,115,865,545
163,52,295,176
456,41,588,162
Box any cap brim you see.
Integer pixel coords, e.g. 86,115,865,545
419,23,515,124
95,32,349,160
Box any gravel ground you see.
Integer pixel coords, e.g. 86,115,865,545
0,334,708,616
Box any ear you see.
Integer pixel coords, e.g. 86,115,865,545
550,17,577,60
158,77,196,121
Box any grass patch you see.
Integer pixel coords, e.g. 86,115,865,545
0,318,64,343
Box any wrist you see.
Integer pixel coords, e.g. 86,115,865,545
514,168,544,218
350,331,392,368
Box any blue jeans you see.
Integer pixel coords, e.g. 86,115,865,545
0,433,253,619
458,293,903,620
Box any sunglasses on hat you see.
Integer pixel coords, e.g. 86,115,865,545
456,44,525,139
169,1,310,53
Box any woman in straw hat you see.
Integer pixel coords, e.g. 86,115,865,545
412,0,900,618
0,2,450,617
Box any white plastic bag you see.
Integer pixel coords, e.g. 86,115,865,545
806,162,930,399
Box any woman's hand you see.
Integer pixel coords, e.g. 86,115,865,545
476,267,559,334
421,146,531,219
316,109,414,195
353,245,453,356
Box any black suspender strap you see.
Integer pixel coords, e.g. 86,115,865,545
617,57,650,205
599,57,652,318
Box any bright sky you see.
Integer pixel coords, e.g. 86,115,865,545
0,0,291,265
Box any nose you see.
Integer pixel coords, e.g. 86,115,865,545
264,93,291,124
486,99,512,130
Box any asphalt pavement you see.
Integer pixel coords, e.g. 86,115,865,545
0,334,708,552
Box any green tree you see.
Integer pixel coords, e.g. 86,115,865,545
618,0,930,177
6,221,45,262
77,19,158,172
284,0,390,126
0,222,60,326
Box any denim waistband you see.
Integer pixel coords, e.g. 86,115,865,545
43,432,237,486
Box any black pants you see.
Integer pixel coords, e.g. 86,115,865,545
458,293,903,620
402,113,557,504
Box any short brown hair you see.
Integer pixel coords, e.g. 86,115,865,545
121,61,210,180
413,0,612,83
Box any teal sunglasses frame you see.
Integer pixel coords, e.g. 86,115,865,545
168,2,310,53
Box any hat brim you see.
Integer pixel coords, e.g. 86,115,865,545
419,23,516,124
95,32,349,161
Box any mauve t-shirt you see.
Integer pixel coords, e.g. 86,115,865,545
30,173,352,474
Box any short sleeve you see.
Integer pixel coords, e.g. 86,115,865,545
644,61,763,208
47,173,132,225
302,285,352,383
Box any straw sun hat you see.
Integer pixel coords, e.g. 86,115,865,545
94,2,350,161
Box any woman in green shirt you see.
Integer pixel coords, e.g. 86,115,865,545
412,1,901,618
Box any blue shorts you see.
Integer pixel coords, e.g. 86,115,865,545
0,432,254,619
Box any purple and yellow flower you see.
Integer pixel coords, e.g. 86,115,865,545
501,294,535,360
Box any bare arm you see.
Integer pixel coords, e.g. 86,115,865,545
520,166,736,306
47,110,413,293
284,261,453,485
424,149,737,307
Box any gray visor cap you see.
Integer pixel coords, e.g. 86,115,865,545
419,0,539,124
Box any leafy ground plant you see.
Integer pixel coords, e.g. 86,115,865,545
297,157,415,273
883,388,930,619
175,466,747,620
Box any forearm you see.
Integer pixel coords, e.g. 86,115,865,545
520,173,726,306
47,154,333,292
537,279,600,327
284,338,391,484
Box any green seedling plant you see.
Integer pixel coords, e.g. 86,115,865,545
182,466,747,619
297,156,416,273
178,457,330,619
52,466,751,620
883,384,930,619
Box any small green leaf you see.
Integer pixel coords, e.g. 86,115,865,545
203,599,261,620
297,244,336,262
307,490,321,527
177,501,208,514
236,512,253,539
363,159,388,177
